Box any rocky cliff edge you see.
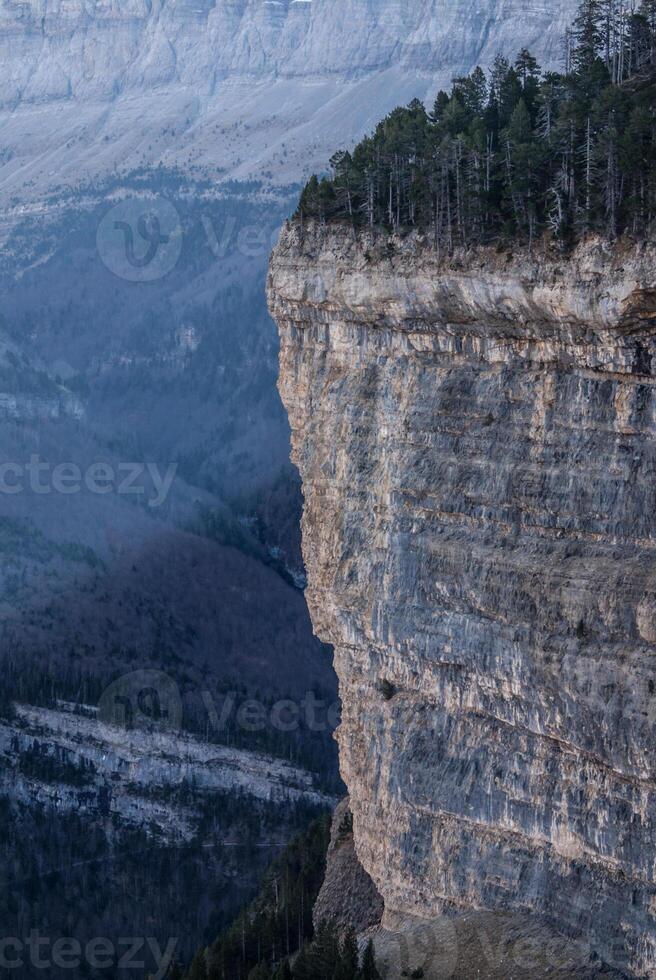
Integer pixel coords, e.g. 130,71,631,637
269,223,656,977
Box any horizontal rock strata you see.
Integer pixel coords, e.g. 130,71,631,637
268,224,656,978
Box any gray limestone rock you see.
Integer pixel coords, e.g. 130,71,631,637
268,223,656,978
313,797,384,937
0,0,580,203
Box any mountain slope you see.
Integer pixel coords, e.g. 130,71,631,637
0,0,578,206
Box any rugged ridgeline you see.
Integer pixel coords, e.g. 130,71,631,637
268,223,656,978
0,0,578,204
0,0,574,98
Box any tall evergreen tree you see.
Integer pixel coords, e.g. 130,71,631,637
248,964,272,980
359,940,380,980
572,0,604,74
272,961,293,980
310,921,341,979
516,48,541,85
186,950,207,980
332,930,359,980
640,0,656,60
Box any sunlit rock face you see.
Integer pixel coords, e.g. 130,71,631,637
0,0,577,97
0,0,579,201
269,224,656,978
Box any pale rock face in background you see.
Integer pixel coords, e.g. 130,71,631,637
269,225,656,978
0,0,579,205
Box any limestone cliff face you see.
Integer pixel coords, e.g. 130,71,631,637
268,224,656,978
0,0,578,206
0,0,576,102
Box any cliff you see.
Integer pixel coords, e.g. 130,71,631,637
0,0,576,101
268,224,656,978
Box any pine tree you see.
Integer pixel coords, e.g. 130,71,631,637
503,99,542,244
332,929,359,980
431,90,451,124
639,0,656,60
311,921,341,979
330,151,358,221
452,67,488,115
488,56,523,129
359,940,380,980
297,175,320,221
290,945,314,980
623,101,655,233
515,49,542,118
536,72,565,142
248,963,272,980
186,950,207,980
515,48,541,85
593,82,629,236
572,0,604,74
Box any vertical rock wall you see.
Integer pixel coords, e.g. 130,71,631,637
268,225,656,978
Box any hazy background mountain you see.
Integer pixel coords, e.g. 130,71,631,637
0,0,577,207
